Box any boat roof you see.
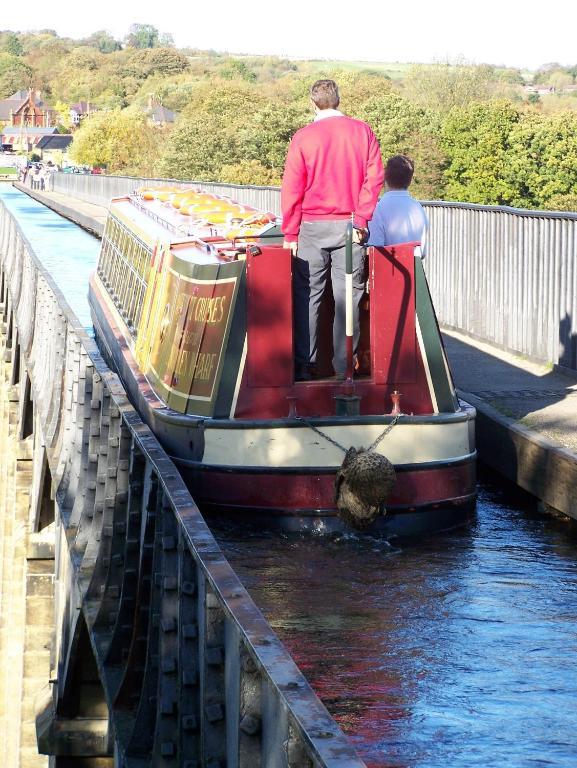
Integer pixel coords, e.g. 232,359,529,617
111,196,211,253
111,188,279,249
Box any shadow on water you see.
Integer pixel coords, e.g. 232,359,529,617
213,468,577,768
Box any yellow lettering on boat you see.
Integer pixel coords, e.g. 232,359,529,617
194,352,217,382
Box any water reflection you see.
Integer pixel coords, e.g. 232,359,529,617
213,470,577,767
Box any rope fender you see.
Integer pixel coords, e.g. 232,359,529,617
296,414,401,529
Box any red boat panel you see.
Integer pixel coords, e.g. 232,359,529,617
246,244,293,388
182,460,476,513
370,245,416,385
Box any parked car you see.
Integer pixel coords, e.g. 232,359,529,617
62,166,90,174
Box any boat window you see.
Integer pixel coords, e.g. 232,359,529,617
96,214,154,334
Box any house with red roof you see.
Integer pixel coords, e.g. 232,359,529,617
0,89,55,128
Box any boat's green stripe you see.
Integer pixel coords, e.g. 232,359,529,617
211,267,247,418
415,258,459,413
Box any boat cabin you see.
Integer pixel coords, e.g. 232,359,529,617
93,188,458,422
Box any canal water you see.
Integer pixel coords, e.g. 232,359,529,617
0,184,99,328
213,471,577,767
3,185,577,768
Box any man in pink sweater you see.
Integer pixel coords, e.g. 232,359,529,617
281,79,384,380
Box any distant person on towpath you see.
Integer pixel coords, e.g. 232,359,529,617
368,154,428,254
281,79,384,380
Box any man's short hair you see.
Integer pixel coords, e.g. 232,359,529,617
310,80,340,110
385,155,415,189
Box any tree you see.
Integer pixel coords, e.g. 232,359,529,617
533,63,564,85
219,159,280,185
0,54,32,98
83,30,121,54
125,24,160,49
505,111,577,208
546,193,577,212
69,108,162,175
357,94,447,199
403,62,501,110
128,48,190,77
52,100,73,132
440,100,522,205
181,80,266,121
240,102,307,179
548,71,573,91
0,33,23,56
220,58,257,83
315,69,392,112
157,111,240,181
49,48,106,103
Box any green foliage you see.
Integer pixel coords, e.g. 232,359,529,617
82,30,121,54
546,193,577,212
69,109,162,175
159,88,306,183
3,26,577,211
0,53,32,98
241,102,307,178
304,69,392,112
52,100,73,132
157,111,239,180
219,59,257,83
125,24,161,49
357,94,447,199
128,48,190,77
533,63,574,86
181,80,266,120
357,94,429,157
219,160,280,185
441,100,522,204
0,33,23,56
505,112,577,208
403,63,505,110
548,70,573,90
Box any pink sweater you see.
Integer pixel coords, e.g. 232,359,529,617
281,115,384,241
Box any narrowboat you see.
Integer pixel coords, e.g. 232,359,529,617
88,187,476,536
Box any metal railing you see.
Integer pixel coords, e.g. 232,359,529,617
50,172,282,214
423,201,577,370
0,199,365,767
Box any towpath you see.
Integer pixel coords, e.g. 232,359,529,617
15,180,577,520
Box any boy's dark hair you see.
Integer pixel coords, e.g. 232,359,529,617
385,155,414,189
310,79,340,110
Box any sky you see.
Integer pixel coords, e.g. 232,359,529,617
3,0,577,72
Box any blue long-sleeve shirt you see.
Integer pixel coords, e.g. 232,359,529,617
367,190,428,252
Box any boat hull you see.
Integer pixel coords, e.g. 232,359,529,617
175,458,477,536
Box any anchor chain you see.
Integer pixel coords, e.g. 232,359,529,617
295,412,403,453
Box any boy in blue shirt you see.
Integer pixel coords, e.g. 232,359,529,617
368,155,428,254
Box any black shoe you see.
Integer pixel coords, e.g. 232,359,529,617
295,362,315,381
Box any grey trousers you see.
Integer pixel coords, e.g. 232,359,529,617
294,220,365,374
